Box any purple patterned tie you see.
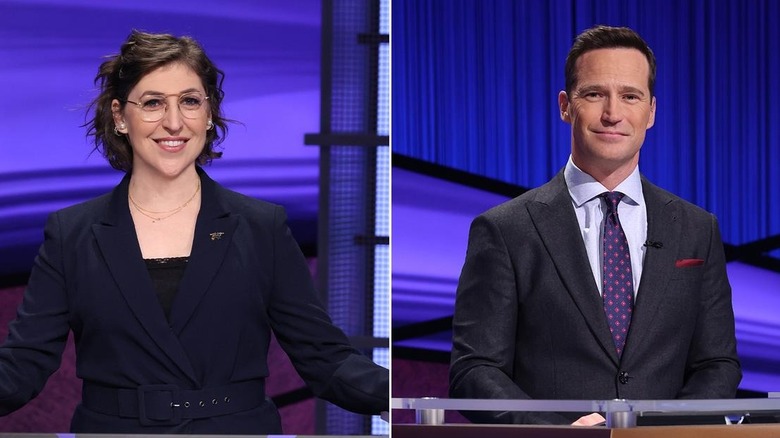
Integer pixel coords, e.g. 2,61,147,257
602,192,634,357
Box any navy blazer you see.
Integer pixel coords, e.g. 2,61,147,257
0,168,388,433
450,171,741,424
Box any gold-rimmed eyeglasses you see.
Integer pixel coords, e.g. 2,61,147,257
123,91,209,122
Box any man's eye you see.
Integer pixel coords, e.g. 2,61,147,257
624,94,639,101
584,92,603,100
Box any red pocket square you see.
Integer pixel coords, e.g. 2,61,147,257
676,258,704,268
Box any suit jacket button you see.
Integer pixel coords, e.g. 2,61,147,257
618,371,630,384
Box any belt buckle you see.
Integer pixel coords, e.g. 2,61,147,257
137,384,182,426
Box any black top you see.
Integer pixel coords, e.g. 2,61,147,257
144,256,188,320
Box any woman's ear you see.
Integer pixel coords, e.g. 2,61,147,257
111,99,128,134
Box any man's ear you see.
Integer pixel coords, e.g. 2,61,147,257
558,91,571,123
646,96,656,129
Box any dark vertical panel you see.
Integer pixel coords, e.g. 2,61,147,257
316,0,383,434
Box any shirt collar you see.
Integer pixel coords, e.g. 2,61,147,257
564,155,644,207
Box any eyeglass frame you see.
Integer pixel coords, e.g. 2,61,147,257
121,91,210,122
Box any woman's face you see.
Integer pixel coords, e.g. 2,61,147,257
112,62,211,180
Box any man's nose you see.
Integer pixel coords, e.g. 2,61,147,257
601,97,623,124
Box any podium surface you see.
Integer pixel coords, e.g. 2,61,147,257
392,397,780,435
394,423,780,438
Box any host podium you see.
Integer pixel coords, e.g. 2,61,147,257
392,397,780,437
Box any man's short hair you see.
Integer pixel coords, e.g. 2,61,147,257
565,25,656,97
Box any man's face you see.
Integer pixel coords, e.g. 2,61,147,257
559,48,656,178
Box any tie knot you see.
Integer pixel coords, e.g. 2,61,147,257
602,191,625,215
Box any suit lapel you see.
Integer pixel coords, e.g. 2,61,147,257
526,172,619,364
168,169,238,335
92,174,198,383
623,179,680,360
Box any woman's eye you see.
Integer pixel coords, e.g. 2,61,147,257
141,98,164,109
180,96,202,108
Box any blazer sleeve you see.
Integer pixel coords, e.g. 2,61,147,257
449,213,569,424
676,215,741,398
0,212,70,415
264,206,388,415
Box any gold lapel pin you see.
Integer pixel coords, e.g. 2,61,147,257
210,231,225,241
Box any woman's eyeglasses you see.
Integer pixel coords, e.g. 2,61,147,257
123,92,209,122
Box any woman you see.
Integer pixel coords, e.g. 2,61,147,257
0,31,388,433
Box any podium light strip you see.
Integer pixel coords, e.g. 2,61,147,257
391,397,780,415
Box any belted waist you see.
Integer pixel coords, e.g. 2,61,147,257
82,379,266,426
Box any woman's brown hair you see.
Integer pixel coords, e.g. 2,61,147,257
86,30,229,171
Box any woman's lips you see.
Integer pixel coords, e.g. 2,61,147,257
156,138,187,150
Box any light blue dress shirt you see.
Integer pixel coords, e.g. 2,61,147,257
563,156,648,297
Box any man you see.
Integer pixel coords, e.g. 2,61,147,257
449,25,741,425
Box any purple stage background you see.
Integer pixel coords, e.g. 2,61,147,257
0,0,322,276
0,0,324,433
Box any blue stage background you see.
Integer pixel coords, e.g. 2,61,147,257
393,0,780,251
392,0,780,395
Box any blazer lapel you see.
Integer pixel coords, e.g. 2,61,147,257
623,179,681,359
92,174,198,384
526,172,619,364
167,169,238,335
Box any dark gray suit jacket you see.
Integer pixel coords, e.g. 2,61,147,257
450,171,741,424
0,168,388,433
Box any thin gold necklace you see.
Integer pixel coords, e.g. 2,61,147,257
129,179,201,223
